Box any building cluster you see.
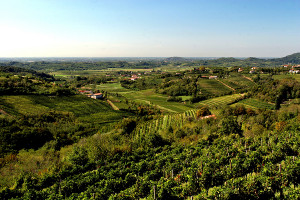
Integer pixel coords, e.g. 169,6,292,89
78,90,103,99
288,65,300,74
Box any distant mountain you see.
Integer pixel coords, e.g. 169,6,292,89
271,52,300,64
215,57,239,62
244,57,264,62
165,57,188,62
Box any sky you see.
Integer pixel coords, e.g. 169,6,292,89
0,0,299,57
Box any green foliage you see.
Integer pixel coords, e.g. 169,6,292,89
2,127,300,199
196,106,211,118
116,118,137,135
1,59,300,199
67,146,89,166
0,95,130,156
218,116,242,136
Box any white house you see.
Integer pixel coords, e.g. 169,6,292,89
91,93,103,99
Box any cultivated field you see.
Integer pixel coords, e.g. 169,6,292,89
197,79,233,96
0,95,129,124
196,94,243,108
273,74,300,82
233,98,275,110
97,83,194,113
221,76,255,90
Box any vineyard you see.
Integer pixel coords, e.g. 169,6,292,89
197,94,243,108
0,95,129,124
2,62,300,199
197,79,233,96
120,90,193,113
273,74,300,82
1,130,299,199
221,76,256,90
234,98,275,110
133,109,198,137
131,94,249,138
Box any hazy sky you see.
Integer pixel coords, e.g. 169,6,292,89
0,0,299,57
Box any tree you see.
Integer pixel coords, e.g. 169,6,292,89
196,106,211,118
219,116,242,136
68,146,89,166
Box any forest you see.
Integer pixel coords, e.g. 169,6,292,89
0,53,300,199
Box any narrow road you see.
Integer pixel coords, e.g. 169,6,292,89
0,109,8,116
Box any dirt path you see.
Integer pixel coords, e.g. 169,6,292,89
216,79,236,91
106,100,119,110
142,100,176,113
0,109,8,116
243,75,255,83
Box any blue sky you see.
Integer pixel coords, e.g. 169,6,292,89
0,0,299,57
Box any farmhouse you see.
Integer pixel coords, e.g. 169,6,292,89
79,90,93,97
91,93,103,99
292,65,300,70
289,69,299,74
130,74,140,81
209,76,218,79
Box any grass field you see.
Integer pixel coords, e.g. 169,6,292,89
97,83,131,92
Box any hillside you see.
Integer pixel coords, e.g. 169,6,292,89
273,52,300,64
1,63,300,199
0,94,130,156
1,118,299,199
0,66,131,156
165,57,189,62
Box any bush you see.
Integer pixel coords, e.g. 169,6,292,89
67,146,89,166
196,106,211,118
218,116,242,136
116,118,137,135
